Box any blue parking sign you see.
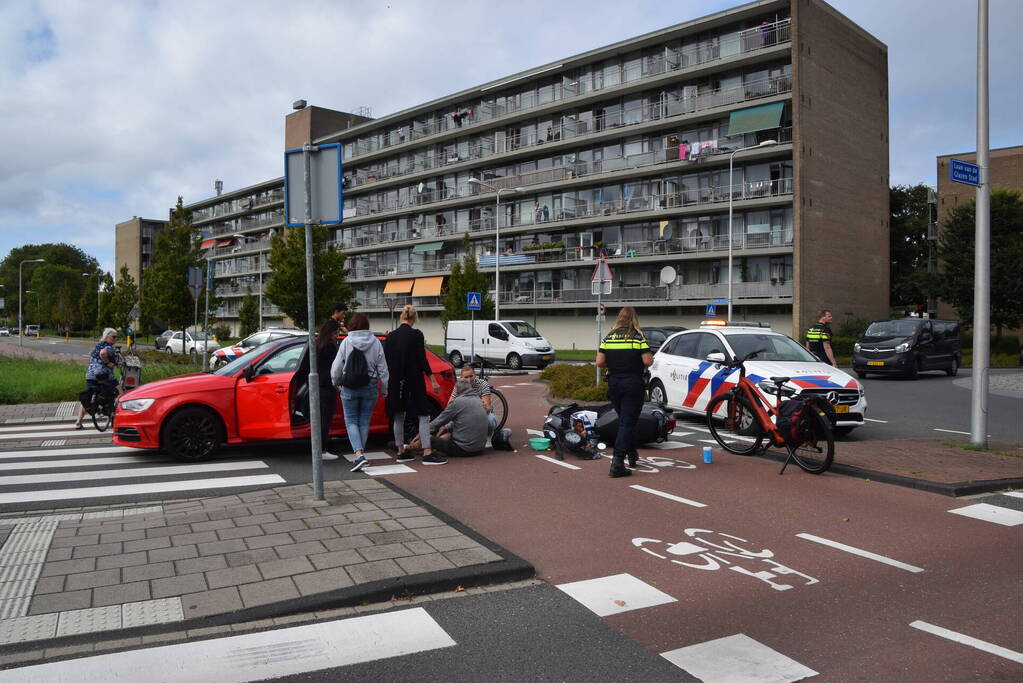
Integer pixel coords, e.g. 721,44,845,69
466,292,482,311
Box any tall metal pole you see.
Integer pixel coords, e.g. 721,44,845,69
304,143,324,501
494,192,501,322
258,253,264,330
971,0,990,448
18,259,44,347
202,256,212,372
727,149,737,322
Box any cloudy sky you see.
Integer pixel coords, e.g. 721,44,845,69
1,0,1019,274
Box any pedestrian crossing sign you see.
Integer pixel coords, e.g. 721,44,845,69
466,292,482,311
705,303,716,317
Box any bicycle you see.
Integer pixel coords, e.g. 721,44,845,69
469,358,509,432
704,349,835,474
84,346,142,432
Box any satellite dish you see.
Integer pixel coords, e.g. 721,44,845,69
659,266,677,284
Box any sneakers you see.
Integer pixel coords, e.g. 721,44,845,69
395,449,416,463
350,455,368,472
421,453,448,466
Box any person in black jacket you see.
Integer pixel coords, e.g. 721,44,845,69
384,305,443,465
315,318,342,461
596,307,653,478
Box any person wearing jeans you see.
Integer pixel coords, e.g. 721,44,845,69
331,313,389,472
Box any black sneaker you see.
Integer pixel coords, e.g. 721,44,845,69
421,453,447,466
609,466,633,478
395,451,416,463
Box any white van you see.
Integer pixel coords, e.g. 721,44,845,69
445,320,555,370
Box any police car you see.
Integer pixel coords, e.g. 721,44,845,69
209,328,305,369
647,322,866,434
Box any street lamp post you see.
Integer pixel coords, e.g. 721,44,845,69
233,234,264,329
727,140,777,322
467,178,524,321
19,258,44,346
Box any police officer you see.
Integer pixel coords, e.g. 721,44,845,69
596,307,653,478
805,309,836,366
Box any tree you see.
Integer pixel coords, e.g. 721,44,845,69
105,266,140,333
889,184,935,308
938,188,1023,334
142,197,203,333
79,274,101,332
440,233,494,328
238,290,260,336
264,225,351,329
0,243,100,326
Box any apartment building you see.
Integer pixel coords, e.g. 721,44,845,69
114,216,167,291
180,0,890,344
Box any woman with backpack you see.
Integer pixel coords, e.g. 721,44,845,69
384,305,443,465
331,313,388,472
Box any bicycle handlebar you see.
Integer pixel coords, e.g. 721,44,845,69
720,348,767,370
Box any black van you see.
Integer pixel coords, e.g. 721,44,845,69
852,318,961,379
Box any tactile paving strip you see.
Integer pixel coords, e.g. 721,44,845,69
0,579,36,601
40,439,67,447
56,605,123,637
0,549,46,567
0,613,58,644
0,563,42,584
55,402,78,418
122,597,185,627
0,597,31,620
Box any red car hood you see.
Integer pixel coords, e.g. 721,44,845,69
124,372,237,398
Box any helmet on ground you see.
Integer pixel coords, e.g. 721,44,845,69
492,428,514,451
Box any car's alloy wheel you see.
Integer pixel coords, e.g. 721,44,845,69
649,381,668,408
507,353,522,370
163,407,221,462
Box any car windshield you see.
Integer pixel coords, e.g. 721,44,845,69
211,339,292,376
863,320,922,337
644,329,667,345
505,322,541,338
727,333,819,362
192,332,210,341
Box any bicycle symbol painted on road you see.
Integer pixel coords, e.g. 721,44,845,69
601,454,696,473
632,528,818,592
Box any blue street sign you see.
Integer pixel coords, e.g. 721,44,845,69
705,303,716,317
713,298,729,304
949,158,980,187
466,292,482,311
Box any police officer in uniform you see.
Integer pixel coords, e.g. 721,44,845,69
804,309,836,366
596,307,653,478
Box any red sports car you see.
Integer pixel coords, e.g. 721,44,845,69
113,335,455,461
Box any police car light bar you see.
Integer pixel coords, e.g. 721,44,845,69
699,320,772,328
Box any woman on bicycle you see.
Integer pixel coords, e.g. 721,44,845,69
74,327,122,429
596,307,653,478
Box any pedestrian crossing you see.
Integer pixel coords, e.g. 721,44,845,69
948,493,1023,526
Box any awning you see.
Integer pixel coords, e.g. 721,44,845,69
727,102,785,136
200,238,216,249
216,237,235,247
412,241,444,253
383,279,415,294
411,276,444,297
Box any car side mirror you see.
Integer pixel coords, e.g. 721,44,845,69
243,365,255,382
706,352,726,363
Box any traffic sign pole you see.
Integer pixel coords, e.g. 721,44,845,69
466,292,481,366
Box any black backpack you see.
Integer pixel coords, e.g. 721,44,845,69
340,348,371,389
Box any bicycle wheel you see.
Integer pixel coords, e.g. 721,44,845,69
706,392,765,455
788,408,835,474
490,389,508,432
91,399,113,432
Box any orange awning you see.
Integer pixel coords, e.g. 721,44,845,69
383,279,415,294
200,238,216,249
411,276,444,297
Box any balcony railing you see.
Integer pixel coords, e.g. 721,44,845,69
192,191,284,222
346,18,791,160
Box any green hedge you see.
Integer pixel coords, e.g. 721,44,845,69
540,363,609,402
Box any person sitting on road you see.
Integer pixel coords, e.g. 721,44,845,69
445,365,498,438
74,327,123,429
413,379,489,458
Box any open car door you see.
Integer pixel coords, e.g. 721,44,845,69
235,343,306,440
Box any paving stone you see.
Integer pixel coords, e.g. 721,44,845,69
215,525,264,541
52,527,77,538
170,531,219,547
333,522,387,537
206,508,236,521
396,515,443,529
345,510,392,523
44,547,73,562
223,512,276,526
376,519,405,532
238,577,299,608
205,564,262,590
346,559,405,585
366,530,420,545
45,642,97,657
444,547,503,567
190,519,235,532
411,525,463,540
49,534,99,548
387,506,430,519
275,541,327,559
39,557,96,577
148,545,198,563
375,498,419,510
145,524,192,539
122,562,175,583
175,511,211,525
122,519,165,531
289,527,338,544
65,568,121,591
293,567,354,596
358,543,414,562
308,549,363,570
272,509,320,522
321,535,373,552
187,625,233,638
196,539,247,557
426,535,479,552
175,555,229,575
99,530,147,544
93,580,150,607
260,519,308,535
28,589,92,615
230,617,275,632
92,636,143,652
123,536,172,553
225,547,278,567
257,556,314,580
244,532,293,550
395,553,458,574
33,575,65,595
141,632,186,645
404,541,439,555
152,573,208,599
121,597,185,627
97,551,149,570
74,525,107,536
245,503,291,516
72,542,124,559
0,648,46,665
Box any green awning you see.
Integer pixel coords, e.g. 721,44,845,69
727,102,785,136
412,241,444,253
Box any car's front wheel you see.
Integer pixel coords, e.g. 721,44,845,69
507,353,522,370
648,380,668,408
946,357,959,377
162,406,222,462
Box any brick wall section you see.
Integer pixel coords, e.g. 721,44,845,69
285,107,373,150
791,0,890,335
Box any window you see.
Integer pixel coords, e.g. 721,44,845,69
256,344,304,376
694,333,725,360
673,334,701,358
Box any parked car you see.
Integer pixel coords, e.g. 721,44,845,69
647,323,867,434
164,330,220,356
210,328,306,369
24,324,40,337
641,326,687,354
154,329,175,351
114,335,456,461
0,327,9,337
852,318,961,379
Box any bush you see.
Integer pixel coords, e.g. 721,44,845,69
540,363,609,402
837,317,871,338
830,336,857,357
134,349,201,366
213,325,232,342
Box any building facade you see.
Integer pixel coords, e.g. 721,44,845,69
182,0,890,345
114,216,167,291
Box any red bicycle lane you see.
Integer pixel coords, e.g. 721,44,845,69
379,380,1023,680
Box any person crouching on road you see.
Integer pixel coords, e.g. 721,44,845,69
416,378,489,458
596,307,653,478
450,365,499,437
331,313,388,473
